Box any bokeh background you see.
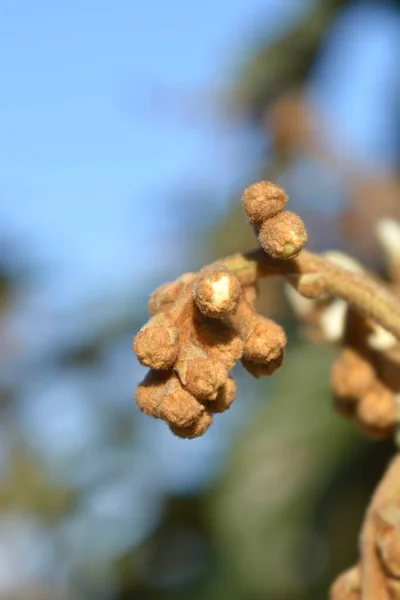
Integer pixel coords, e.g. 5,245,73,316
1,0,400,598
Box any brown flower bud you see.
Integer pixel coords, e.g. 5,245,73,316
286,273,326,299
175,342,228,400
170,411,213,439
356,382,397,439
135,370,170,417
329,566,360,600
243,318,287,364
196,318,243,371
331,348,376,402
241,352,284,378
258,210,307,259
204,377,237,413
158,375,204,428
193,266,241,318
133,313,179,370
242,181,288,224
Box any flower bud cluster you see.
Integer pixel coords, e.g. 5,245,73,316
242,180,307,259
331,309,399,439
133,266,287,438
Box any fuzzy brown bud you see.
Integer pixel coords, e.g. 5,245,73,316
243,318,287,364
175,342,229,400
356,382,397,439
258,210,307,259
133,313,179,370
158,374,204,428
193,266,241,318
170,411,213,439
329,566,360,600
204,377,237,413
135,370,170,417
330,348,375,403
286,273,326,299
242,353,284,378
196,318,243,371
242,181,288,224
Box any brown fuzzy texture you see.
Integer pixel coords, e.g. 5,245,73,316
375,503,400,579
148,274,195,314
330,566,361,600
135,370,170,417
242,181,288,224
241,352,284,378
258,210,307,259
356,382,397,439
175,349,228,401
193,266,242,318
243,318,287,363
133,313,179,370
159,375,204,427
231,296,286,378
204,377,237,413
287,273,326,299
196,317,243,370
359,455,400,599
170,411,213,439
331,348,376,403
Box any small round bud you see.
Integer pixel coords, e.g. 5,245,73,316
242,181,288,224
194,267,241,318
329,566,360,600
158,375,204,428
258,210,307,259
135,370,169,417
175,353,228,401
170,411,213,439
205,377,237,413
197,319,243,370
356,382,397,439
241,352,284,378
286,273,326,299
243,318,287,364
133,313,179,370
330,348,375,402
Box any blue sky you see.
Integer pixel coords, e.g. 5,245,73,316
0,0,314,309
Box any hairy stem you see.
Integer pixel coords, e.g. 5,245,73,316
219,248,400,341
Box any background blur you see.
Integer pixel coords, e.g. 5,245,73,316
1,0,400,598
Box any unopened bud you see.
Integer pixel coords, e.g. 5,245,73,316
135,370,169,417
242,181,288,224
286,273,326,299
194,266,241,318
159,375,204,428
242,353,284,378
133,313,180,370
243,318,287,364
205,377,237,413
170,411,213,439
175,343,228,400
356,382,397,439
330,348,375,402
258,210,307,259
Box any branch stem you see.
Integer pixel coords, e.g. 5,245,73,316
219,248,400,340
